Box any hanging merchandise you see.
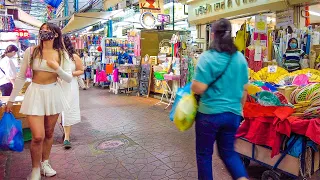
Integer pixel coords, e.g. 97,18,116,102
44,0,62,8
0,16,15,32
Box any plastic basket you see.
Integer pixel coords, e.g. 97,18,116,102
23,128,32,142
154,71,166,80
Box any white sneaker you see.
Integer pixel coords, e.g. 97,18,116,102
27,169,41,180
41,160,56,177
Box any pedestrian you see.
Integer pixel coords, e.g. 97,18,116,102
61,35,84,149
6,23,73,180
82,51,93,89
191,18,249,180
0,45,18,96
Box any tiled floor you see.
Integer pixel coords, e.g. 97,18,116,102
0,88,319,180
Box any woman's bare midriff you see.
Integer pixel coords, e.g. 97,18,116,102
32,71,58,84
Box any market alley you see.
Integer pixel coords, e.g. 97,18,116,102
0,88,319,180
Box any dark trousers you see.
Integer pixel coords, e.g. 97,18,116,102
195,112,248,180
0,83,13,96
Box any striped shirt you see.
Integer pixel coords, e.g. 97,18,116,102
283,49,305,72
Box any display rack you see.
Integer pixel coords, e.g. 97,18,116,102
118,64,140,95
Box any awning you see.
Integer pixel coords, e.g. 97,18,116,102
14,20,39,34
17,9,43,28
62,10,123,33
48,16,72,24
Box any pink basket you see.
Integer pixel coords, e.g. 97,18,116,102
164,74,180,81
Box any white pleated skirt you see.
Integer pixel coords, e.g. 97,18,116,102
20,82,70,116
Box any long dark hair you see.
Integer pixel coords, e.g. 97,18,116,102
63,35,76,61
287,38,298,50
31,23,65,66
1,45,18,58
209,18,237,55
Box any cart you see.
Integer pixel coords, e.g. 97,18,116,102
235,136,319,180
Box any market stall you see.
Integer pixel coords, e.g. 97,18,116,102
235,67,320,180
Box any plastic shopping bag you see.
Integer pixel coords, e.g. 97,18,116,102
173,93,198,132
0,113,24,152
169,83,192,121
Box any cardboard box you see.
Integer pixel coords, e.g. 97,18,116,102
234,138,319,176
0,97,28,129
277,86,298,102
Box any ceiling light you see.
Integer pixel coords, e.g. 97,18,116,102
309,11,320,17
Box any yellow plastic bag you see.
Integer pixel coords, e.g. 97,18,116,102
173,93,198,131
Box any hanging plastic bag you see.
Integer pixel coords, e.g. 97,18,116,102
169,83,191,121
173,93,198,132
0,113,24,152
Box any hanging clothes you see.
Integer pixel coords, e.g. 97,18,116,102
245,46,266,72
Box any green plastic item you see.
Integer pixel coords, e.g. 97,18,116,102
252,81,265,87
258,91,281,106
23,128,32,142
154,71,166,80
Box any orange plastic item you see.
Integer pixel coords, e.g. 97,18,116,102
106,64,113,74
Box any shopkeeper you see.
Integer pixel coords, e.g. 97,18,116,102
117,47,132,64
283,38,308,72
0,45,18,96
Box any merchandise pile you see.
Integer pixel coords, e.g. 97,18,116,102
248,67,320,118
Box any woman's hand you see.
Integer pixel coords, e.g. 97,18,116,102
47,60,60,70
5,101,14,112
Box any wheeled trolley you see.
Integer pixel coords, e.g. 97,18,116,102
235,137,319,180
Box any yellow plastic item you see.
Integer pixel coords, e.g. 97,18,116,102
247,84,261,95
174,93,198,132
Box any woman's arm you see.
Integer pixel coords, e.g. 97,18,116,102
72,54,84,77
48,51,73,83
241,84,248,107
8,48,30,102
191,81,208,95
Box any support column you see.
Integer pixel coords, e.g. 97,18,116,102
64,0,69,25
74,0,79,13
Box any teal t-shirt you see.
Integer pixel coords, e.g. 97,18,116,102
194,50,249,116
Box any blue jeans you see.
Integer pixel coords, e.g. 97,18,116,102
195,112,248,180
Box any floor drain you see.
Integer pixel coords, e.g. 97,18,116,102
96,139,129,151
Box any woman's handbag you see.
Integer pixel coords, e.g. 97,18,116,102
77,76,86,88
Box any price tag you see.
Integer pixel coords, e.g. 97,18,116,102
268,65,277,73
254,45,262,62
306,72,312,77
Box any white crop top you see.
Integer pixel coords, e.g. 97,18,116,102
32,59,56,73
9,47,73,102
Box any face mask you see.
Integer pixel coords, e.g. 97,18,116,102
290,43,297,49
39,30,55,41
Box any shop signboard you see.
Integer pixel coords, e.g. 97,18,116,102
188,0,286,24
139,0,164,14
276,9,294,28
255,15,267,34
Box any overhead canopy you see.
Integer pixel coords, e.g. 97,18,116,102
62,10,123,33
14,20,39,34
17,9,43,28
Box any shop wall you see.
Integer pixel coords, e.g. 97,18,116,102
141,31,175,60
188,0,288,25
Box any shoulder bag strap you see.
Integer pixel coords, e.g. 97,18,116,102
207,54,233,88
0,67,5,75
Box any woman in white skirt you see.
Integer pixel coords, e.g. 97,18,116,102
61,36,84,149
6,23,73,180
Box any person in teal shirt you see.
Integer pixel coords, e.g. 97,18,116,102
191,18,249,180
